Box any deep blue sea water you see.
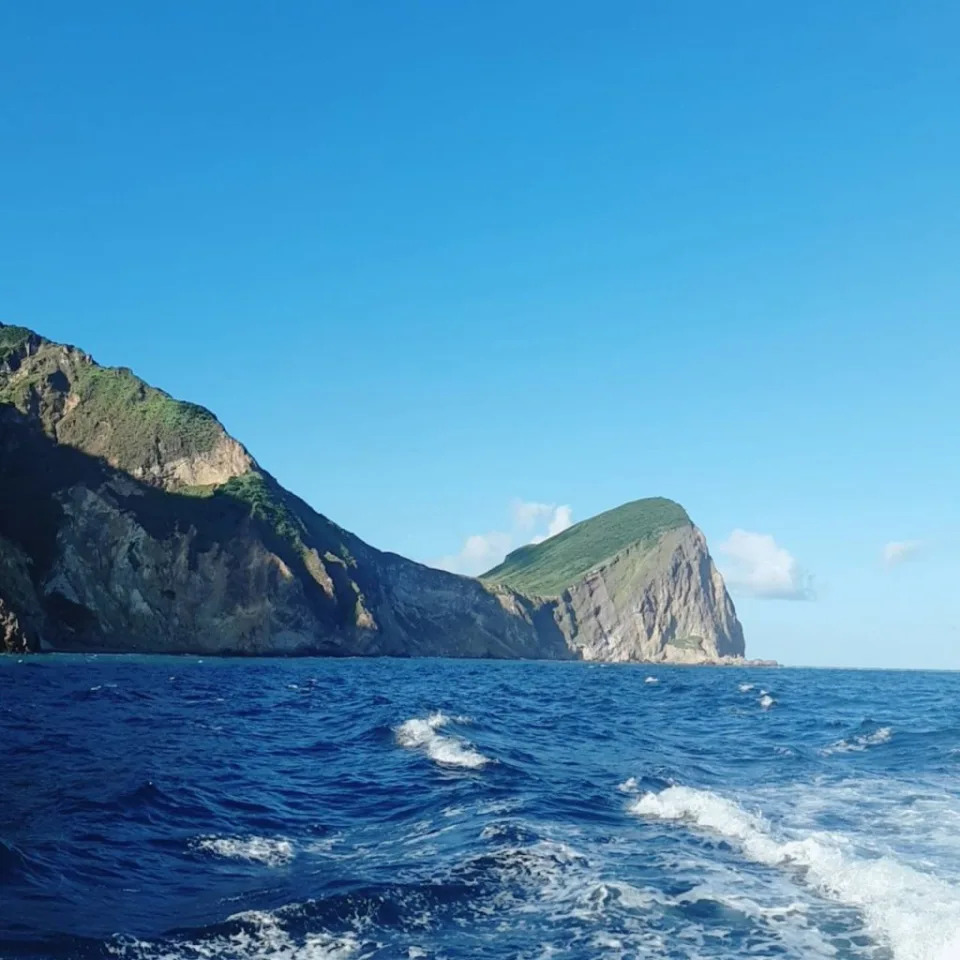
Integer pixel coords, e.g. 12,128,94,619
2,657,960,960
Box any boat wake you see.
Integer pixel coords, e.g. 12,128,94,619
632,785,960,960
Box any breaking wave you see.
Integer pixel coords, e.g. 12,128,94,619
394,712,490,769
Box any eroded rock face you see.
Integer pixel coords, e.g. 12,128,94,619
354,550,572,660
23,480,562,658
554,525,745,663
43,483,338,655
5,482,565,659
0,396,564,658
132,434,253,490
0,323,746,662
0,536,41,652
18,488,741,661
0,598,29,653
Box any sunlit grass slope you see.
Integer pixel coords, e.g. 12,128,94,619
481,497,691,597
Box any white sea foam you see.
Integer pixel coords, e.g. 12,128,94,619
618,776,639,793
821,726,893,755
108,910,363,960
751,776,960,881
394,712,490,769
465,831,788,956
466,833,663,932
738,683,755,693
631,785,960,960
192,836,295,867
463,813,846,957
474,838,590,889
759,694,776,709
644,676,659,685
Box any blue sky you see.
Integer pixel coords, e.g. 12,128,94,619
2,1,958,668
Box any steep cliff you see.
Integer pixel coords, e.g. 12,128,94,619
0,323,744,661
484,508,744,662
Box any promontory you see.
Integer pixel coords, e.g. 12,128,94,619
0,323,745,662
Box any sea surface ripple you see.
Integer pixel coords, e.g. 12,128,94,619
2,657,960,960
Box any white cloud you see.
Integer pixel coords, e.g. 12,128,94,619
510,500,555,532
882,539,925,568
547,504,573,537
436,531,514,577
434,500,574,576
718,529,814,601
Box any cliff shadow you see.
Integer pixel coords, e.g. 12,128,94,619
0,406,347,650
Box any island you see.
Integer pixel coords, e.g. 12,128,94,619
0,323,746,662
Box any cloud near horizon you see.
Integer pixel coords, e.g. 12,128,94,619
434,500,574,576
717,529,814,600
882,539,926,568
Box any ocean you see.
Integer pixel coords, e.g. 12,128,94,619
2,656,959,960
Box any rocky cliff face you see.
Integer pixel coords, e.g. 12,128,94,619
0,324,745,661
554,526,744,662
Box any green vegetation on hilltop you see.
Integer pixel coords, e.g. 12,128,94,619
482,497,691,596
0,325,34,363
0,330,224,473
0,324,325,567
66,365,222,462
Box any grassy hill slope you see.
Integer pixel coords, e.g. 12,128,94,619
481,497,691,596
0,322,362,562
